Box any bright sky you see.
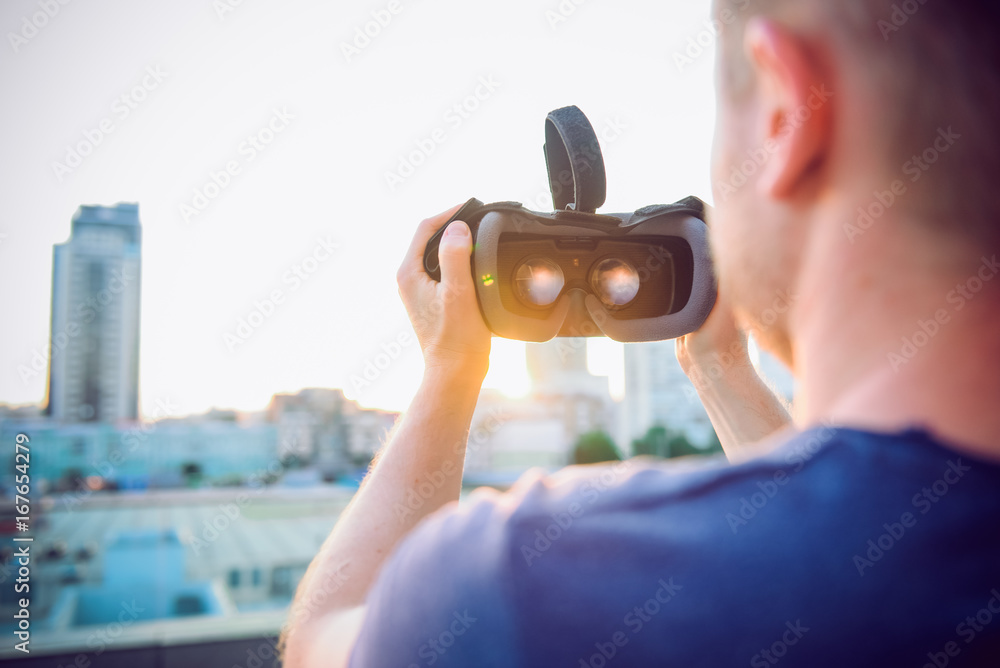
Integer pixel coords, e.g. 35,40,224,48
0,0,718,417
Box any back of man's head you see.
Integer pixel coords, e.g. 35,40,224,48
716,0,1000,246
706,0,1000,391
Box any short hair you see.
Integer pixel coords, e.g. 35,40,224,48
718,0,1000,246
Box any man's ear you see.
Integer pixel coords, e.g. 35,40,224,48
744,17,833,199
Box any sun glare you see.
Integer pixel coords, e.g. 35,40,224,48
483,338,532,398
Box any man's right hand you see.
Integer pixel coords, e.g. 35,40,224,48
675,291,753,383
675,291,793,458
396,205,492,380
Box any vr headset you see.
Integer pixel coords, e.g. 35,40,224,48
423,106,717,343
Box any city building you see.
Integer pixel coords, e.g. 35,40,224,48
266,388,398,478
46,203,142,424
525,338,615,435
0,488,355,664
621,340,797,453
44,529,233,629
621,341,715,452
465,340,617,481
0,387,399,493
0,418,280,492
753,344,797,405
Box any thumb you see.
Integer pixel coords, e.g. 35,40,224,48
437,221,474,288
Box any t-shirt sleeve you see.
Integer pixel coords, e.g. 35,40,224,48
348,487,523,667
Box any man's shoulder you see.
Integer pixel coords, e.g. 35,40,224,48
355,427,1000,666
489,425,871,528
445,425,1000,564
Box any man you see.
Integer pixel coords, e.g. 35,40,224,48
282,0,1000,665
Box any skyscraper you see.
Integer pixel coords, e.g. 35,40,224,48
525,338,616,400
524,338,615,444
46,203,142,423
525,338,589,394
621,340,796,452
621,341,714,450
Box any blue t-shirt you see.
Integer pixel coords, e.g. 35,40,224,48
349,427,1000,667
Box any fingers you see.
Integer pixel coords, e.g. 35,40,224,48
437,221,474,292
400,203,465,278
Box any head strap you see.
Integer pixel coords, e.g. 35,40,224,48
544,106,607,213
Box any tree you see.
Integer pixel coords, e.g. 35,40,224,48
280,453,304,471
631,426,724,460
572,431,622,465
667,432,699,459
632,426,669,458
181,462,203,487
703,430,724,456
58,467,86,492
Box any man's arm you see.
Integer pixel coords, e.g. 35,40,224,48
280,206,491,668
280,207,796,666
676,292,794,461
